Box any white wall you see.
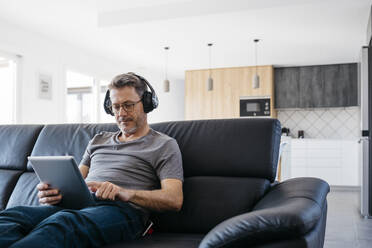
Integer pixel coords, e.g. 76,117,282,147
139,70,185,124
0,19,185,124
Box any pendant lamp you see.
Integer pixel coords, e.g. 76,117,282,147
163,46,170,92
253,39,260,89
207,43,213,91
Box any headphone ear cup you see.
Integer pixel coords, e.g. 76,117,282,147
103,90,114,116
142,91,154,113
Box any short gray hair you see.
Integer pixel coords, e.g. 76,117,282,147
108,72,147,98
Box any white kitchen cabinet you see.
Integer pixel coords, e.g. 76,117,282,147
308,167,342,185
286,139,359,186
291,167,307,178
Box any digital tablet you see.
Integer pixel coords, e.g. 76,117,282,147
28,156,95,209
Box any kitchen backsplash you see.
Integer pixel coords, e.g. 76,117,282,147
277,107,360,139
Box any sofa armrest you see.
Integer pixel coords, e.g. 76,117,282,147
198,178,330,248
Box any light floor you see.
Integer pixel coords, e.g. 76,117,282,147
325,189,372,248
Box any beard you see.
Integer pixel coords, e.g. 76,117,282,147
117,114,145,135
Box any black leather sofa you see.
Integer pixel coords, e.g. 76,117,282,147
0,118,329,248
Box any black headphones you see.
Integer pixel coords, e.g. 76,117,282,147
103,73,159,115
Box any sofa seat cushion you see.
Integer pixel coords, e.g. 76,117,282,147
105,233,203,248
151,176,270,233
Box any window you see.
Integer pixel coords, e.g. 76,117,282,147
0,56,17,124
65,71,113,123
66,70,95,123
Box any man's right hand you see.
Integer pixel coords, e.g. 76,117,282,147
37,183,62,205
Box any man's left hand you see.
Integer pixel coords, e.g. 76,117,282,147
86,181,121,201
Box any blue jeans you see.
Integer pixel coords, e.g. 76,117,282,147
0,196,145,248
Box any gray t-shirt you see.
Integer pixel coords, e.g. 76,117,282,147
81,128,183,219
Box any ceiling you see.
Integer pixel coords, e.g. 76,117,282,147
0,0,371,80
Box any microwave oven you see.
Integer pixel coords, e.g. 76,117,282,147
239,96,271,117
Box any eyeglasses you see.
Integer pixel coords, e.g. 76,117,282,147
110,100,142,113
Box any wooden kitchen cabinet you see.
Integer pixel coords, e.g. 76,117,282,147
185,65,276,120
322,64,358,107
274,63,358,108
274,67,299,108
298,66,324,108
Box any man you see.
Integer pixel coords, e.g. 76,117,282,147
0,73,184,248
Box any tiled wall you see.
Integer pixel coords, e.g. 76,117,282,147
277,107,360,139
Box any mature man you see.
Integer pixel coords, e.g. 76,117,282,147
0,73,184,248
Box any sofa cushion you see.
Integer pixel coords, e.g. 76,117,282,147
27,124,118,171
151,118,281,182
0,169,23,210
105,233,203,248
151,176,270,233
0,125,43,170
6,172,40,208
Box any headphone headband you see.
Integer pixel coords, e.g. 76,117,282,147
133,73,156,96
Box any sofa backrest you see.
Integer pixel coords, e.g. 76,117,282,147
151,119,280,181
1,118,281,234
